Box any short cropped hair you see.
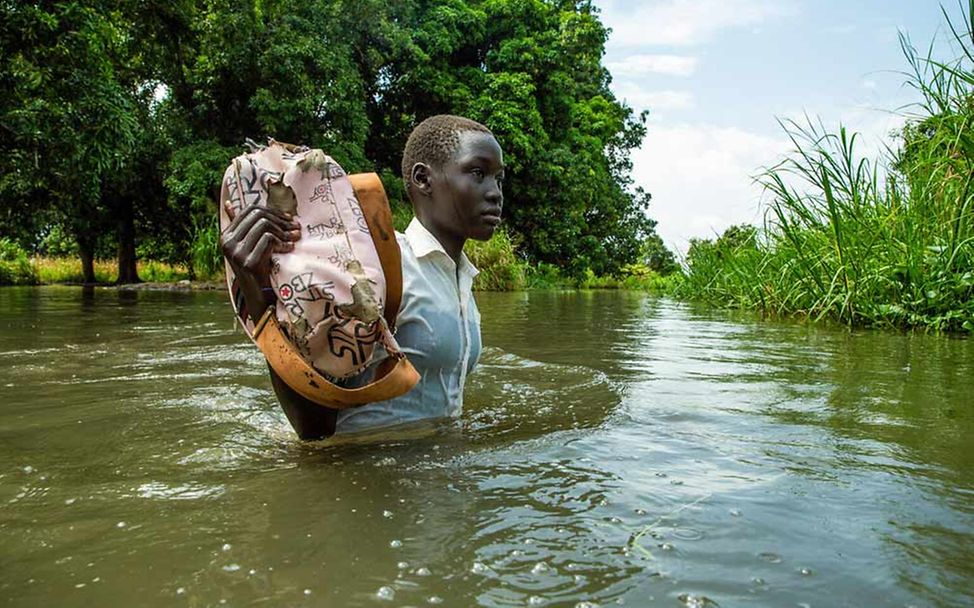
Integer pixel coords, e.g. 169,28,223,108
401,115,493,197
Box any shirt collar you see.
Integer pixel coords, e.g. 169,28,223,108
405,217,480,278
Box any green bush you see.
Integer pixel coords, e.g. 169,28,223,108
465,229,527,291
0,239,38,285
190,218,223,280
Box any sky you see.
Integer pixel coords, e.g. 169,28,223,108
593,0,959,253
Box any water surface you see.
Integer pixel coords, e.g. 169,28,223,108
1,287,972,607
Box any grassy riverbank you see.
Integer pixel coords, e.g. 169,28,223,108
675,10,974,333
1,234,676,292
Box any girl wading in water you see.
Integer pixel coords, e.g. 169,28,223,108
220,115,505,439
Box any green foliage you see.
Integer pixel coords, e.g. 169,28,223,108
678,4,974,332
2,0,666,284
358,0,658,277
0,239,38,286
189,218,224,281
678,114,974,331
36,225,78,258
0,1,139,267
465,230,528,291
641,233,679,275
525,262,576,289
32,257,191,284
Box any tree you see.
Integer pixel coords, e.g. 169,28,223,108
0,1,139,282
353,0,658,276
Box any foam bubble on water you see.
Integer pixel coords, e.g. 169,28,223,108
116,521,126,529
660,543,675,551
471,562,489,574
389,539,402,548
304,589,312,596
74,583,86,589
799,567,813,576
528,596,545,606
222,543,232,552
222,564,240,572
383,510,394,518
376,585,395,601
397,561,409,570
758,552,782,564
23,466,34,474
575,602,599,608
427,596,443,604
65,498,76,505
176,587,186,595
729,509,742,517
531,562,550,574
416,567,431,576
677,594,717,608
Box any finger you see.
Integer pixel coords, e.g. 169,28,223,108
225,200,294,232
245,232,291,269
239,218,290,256
223,198,237,221
230,207,296,241
273,229,302,253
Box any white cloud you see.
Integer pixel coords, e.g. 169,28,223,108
637,108,910,254
613,85,694,111
630,122,791,253
599,0,797,48
606,54,698,77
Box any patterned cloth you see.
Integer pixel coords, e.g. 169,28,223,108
335,218,482,433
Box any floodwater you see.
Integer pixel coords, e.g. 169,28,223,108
1,286,972,607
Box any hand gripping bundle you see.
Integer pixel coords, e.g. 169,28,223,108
219,140,419,408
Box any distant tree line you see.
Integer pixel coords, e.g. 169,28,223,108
0,0,670,283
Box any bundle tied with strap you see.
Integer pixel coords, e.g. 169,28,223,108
219,139,419,408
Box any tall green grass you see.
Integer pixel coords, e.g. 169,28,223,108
678,2,974,332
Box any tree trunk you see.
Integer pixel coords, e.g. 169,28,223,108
78,239,96,284
115,197,140,284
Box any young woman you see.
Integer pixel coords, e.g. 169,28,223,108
220,115,505,439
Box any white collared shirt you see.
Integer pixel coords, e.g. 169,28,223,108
335,218,482,433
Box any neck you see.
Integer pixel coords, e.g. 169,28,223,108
416,214,464,265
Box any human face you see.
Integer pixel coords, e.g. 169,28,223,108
432,131,505,244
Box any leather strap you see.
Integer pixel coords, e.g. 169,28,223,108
253,308,420,409
348,172,403,330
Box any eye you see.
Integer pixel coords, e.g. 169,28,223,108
470,167,485,180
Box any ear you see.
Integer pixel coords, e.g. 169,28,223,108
410,162,433,198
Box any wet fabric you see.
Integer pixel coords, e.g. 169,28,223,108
335,218,482,433
219,143,400,381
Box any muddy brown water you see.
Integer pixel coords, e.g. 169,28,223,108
1,286,972,607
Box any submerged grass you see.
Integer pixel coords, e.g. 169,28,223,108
677,2,974,333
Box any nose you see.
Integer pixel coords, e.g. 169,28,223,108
485,180,503,205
